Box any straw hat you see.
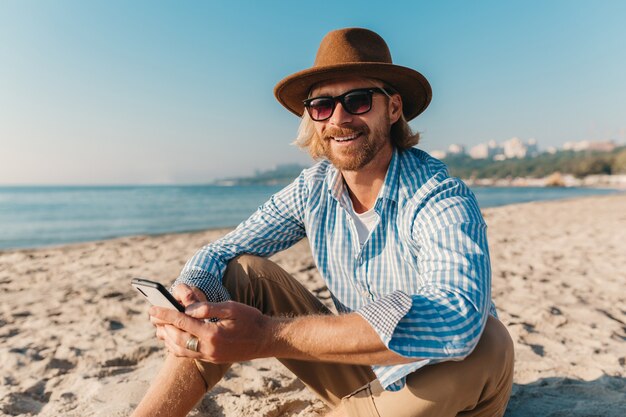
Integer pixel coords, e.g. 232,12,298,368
274,28,432,121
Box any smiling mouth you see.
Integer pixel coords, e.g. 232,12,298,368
331,132,361,142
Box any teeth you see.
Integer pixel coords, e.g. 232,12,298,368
333,133,359,142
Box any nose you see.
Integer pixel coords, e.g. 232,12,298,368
328,100,353,126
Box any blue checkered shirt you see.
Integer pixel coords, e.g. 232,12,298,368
172,147,496,391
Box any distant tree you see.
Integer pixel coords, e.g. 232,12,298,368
611,148,626,174
441,146,625,179
571,155,612,178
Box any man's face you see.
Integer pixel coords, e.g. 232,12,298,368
309,78,400,172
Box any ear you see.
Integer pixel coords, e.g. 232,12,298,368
388,94,403,124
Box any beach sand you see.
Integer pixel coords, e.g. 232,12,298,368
1,194,625,416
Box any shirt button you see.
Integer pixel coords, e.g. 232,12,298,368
362,290,369,297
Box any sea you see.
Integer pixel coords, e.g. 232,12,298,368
0,184,618,250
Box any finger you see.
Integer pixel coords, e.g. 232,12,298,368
159,324,184,351
190,286,208,303
155,325,165,341
185,302,230,320
150,315,169,326
163,324,197,348
163,336,202,359
149,306,204,335
162,325,203,358
172,284,198,307
161,332,187,357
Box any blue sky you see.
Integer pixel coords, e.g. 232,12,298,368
1,0,625,185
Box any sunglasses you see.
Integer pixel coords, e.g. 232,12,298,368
303,87,392,121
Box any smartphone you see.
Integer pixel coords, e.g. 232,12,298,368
131,278,185,312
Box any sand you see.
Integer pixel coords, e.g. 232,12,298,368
1,194,625,416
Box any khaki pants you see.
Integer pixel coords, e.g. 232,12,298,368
194,255,514,417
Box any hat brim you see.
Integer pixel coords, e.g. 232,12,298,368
274,62,432,121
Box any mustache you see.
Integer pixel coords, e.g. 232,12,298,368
322,125,369,140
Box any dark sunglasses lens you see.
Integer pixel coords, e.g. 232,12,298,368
343,91,372,114
307,98,334,121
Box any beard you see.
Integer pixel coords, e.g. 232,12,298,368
317,114,391,171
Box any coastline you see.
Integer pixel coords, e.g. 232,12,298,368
0,186,621,252
464,173,626,189
0,189,619,253
1,194,625,416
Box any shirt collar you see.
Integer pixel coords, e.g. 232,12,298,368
327,163,344,202
377,147,400,204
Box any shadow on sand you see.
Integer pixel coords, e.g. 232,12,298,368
505,375,625,417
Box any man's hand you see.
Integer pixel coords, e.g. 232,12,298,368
149,295,418,366
149,301,272,364
173,283,208,306
150,284,207,328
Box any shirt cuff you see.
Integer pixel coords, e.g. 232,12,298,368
356,290,413,346
170,268,232,303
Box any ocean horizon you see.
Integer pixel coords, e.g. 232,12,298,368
0,184,619,250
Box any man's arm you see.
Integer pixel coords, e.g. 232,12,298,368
170,171,309,301
357,177,492,364
150,301,416,366
268,311,416,365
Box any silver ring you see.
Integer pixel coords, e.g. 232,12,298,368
185,336,199,352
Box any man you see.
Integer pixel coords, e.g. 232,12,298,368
132,28,514,417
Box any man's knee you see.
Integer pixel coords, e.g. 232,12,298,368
406,317,514,403
477,316,515,370
456,316,514,413
224,254,294,288
223,255,270,288
222,255,290,307
229,254,267,270
453,316,514,393
223,254,330,318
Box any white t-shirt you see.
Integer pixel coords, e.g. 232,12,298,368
347,204,379,247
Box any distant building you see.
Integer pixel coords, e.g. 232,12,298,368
563,141,585,151
563,140,616,152
469,141,500,159
430,144,465,159
586,140,616,152
447,144,466,155
503,137,528,159
469,143,489,159
433,137,616,162
469,137,539,160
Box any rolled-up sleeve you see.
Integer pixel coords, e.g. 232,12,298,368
357,178,491,388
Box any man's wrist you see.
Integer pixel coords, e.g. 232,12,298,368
260,315,290,359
